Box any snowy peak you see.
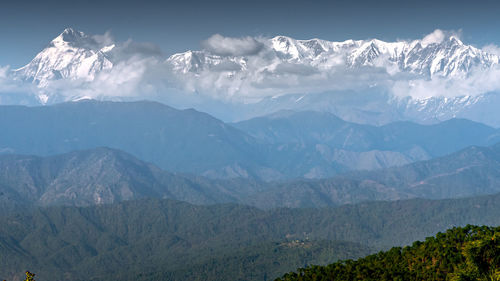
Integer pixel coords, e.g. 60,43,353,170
15,28,114,88
345,35,500,77
270,35,360,61
51,28,88,47
168,51,204,73
167,50,248,75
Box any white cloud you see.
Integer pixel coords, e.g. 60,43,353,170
482,44,500,56
201,34,264,56
391,65,500,99
92,30,115,47
37,55,166,102
420,29,462,47
421,29,446,47
272,62,319,76
0,65,40,105
112,39,163,59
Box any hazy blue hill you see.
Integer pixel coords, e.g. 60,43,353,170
4,142,500,211
233,110,500,178
0,147,263,211
378,118,500,155
2,101,500,181
2,194,500,280
347,142,500,199
0,100,264,178
250,142,500,208
234,110,500,156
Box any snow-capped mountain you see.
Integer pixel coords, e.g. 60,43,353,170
15,28,500,92
7,28,500,126
167,34,499,79
14,28,114,88
164,33,500,126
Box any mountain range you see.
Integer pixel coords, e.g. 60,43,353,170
168,33,498,78
0,100,268,179
253,142,500,207
1,100,500,182
20,28,495,86
4,139,500,210
6,28,500,126
0,147,250,211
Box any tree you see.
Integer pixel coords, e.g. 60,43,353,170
24,271,35,281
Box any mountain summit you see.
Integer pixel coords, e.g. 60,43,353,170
14,28,114,92
51,27,90,47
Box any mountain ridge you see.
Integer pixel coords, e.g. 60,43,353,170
168,33,499,78
2,100,500,181
0,146,266,211
4,139,500,210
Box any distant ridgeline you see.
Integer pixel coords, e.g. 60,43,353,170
277,225,500,281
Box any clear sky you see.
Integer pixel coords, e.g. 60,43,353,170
2,0,500,68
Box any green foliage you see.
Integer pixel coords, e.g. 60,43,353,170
276,225,500,281
0,199,371,281
2,197,500,280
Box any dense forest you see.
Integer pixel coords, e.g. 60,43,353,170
2,195,500,280
0,199,371,281
277,225,500,281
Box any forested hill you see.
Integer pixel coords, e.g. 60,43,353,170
2,194,500,280
277,225,500,281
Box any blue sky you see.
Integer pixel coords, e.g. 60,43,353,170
2,0,500,67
